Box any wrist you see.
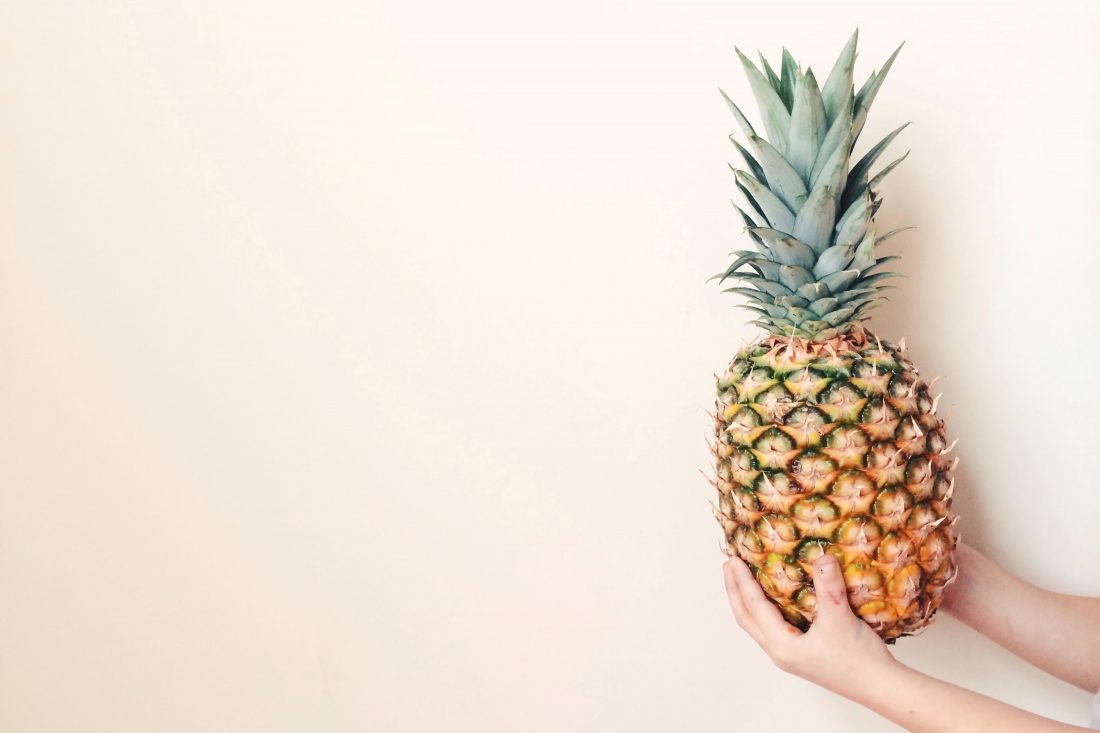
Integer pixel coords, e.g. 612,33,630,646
810,652,906,701
832,656,913,708
941,543,991,623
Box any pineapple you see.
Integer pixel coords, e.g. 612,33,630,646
710,31,958,641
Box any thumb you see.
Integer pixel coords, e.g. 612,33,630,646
811,554,852,624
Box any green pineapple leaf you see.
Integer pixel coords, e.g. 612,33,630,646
835,286,875,305
733,180,768,223
796,282,829,301
773,293,810,308
748,135,809,211
875,227,914,245
748,228,817,268
714,251,783,284
842,122,911,208
730,137,767,183
819,268,861,293
814,138,852,209
812,243,857,278
734,303,771,318
792,183,836,254
812,96,854,185
724,286,777,303
822,307,857,326
760,52,782,95
858,271,904,287
779,48,799,111
865,151,910,194
735,170,796,232
820,29,859,123
732,203,769,251
736,47,792,153
720,88,757,139
748,279,796,298
787,69,828,181
709,250,760,282
849,226,878,271
778,264,816,290
852,43,904,142
808,296,840,317
784,306,813,324
835,192,873,247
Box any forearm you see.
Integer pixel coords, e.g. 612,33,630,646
943,544,1100,691
839,659,1088,733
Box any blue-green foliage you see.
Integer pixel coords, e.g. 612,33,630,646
713,30,909,339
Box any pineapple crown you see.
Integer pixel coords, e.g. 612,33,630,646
713,30,909,341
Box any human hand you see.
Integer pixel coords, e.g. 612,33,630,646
724,552,1093,732
722,554,899,698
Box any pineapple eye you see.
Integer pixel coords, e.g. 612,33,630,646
790,459,802,473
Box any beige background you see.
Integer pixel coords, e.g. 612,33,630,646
1,0,1098,730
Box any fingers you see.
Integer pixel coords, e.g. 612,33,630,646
725,557,799,644
723,561,765,647
810,554,853,625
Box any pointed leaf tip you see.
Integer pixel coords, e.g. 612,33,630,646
737,49,793,152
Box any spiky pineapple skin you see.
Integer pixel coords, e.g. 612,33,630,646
713,326,957,641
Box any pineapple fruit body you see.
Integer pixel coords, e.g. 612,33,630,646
713,327,957,640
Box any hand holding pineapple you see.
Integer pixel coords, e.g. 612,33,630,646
723,551,897,697
722,542,1100,732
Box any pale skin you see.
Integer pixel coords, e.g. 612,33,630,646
722,542,1100,732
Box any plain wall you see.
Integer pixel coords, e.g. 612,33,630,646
1,1,1098,731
